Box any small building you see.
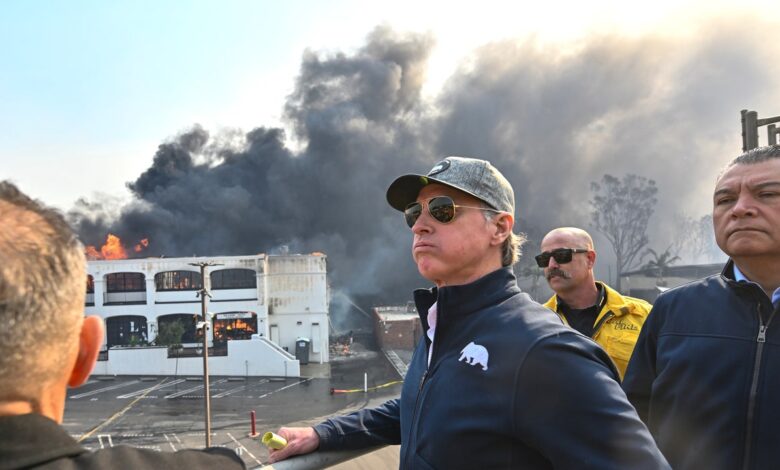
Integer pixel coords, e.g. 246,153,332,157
85,253,329,376
621,262,724,303
373,305,422,351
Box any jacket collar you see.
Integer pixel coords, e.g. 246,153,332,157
414,267,521,330
599,282,633,317
720,258,778,305
721,259,757,293
0,413,87,468
721,259,737,282
545,282,632,320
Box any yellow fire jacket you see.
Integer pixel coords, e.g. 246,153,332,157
543,282,651,379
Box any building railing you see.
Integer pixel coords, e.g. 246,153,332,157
104,291,147,305
167,344,228,358
252,446,387,470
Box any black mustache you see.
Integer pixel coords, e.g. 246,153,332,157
546,268,571,280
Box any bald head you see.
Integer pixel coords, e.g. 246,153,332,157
541,227,595,251
0,181,87,406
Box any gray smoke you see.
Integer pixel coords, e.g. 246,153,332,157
70,20,780,308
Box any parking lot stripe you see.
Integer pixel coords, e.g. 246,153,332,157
69,380,140,399
97,434,114,449
256,378,312,399
163,433,177,451
164,379,228,399
226,432,262,466
213,379,267,399
78,378,170,443
117,379,186,398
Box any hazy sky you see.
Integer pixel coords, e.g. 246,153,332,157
4,0,777,211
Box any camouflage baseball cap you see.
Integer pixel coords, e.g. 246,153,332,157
386,156,515,215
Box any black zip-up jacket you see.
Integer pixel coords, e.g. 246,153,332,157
315,268,669,469
623,260,779,470
0,413,245,470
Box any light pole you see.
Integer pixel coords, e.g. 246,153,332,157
189,261,222,448
741,109,780,151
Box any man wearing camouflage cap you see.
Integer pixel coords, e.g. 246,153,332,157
270,157,668,469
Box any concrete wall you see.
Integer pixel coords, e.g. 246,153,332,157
92,337,300,377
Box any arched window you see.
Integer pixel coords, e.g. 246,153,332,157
155,270,202,291
156,313,202,344
106,272,145,292
211,269,257,289
105,315,148,347
86,275,94,293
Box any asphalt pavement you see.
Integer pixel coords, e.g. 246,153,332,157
62,348,404,467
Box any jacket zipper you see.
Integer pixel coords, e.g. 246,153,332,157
742,302,776,470
592,311,615,337
403,334,433,469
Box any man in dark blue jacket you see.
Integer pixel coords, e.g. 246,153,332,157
623,144,780,470
270,156,668,469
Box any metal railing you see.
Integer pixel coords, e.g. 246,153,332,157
253,446,388,470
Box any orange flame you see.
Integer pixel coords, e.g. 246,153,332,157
85,234,149,260
134,238,149,253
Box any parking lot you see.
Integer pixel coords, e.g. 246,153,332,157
62,350,403,468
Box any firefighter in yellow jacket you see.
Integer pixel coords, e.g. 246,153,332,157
538,227,651,378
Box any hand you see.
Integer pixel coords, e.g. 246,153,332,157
267,427,320,463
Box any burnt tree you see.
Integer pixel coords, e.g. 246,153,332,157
590,173,658,292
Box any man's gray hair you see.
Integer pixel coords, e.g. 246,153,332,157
481,209,526,266
0,181,87,404
718,145,780,179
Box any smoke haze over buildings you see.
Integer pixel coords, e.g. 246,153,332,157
70,19,780,307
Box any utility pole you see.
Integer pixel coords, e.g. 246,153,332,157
741,109,780,151
189,261,222,448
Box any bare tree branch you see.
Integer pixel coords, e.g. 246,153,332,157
590,173,658,291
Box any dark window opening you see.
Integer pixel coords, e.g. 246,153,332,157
211,269,257,290
156,313,203,344
106,272,145,292
105,315,148,347
86,275,94,293
155,270,202,291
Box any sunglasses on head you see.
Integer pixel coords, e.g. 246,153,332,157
534,248,589,268
404,196,502,228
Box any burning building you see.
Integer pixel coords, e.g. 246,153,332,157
373,305,422,351
85,249,329,377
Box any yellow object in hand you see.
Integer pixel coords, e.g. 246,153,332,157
262,432,288,450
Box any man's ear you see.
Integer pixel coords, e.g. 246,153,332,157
491,213,514,246
68,316,105,388
587,250,597,268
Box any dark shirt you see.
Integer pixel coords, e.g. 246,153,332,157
558,283,606,337
0,413,245,470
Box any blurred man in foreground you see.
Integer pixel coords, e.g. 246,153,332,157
0,181,245,469
539,227,651,378
269,156,668,469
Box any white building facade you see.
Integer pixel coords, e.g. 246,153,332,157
85,253,329,377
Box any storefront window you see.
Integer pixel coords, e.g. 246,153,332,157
213,312,257,342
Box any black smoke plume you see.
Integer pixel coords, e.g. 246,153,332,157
70,20,780,312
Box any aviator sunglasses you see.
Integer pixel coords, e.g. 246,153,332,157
534,248,589,268
404,196,502,228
